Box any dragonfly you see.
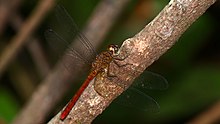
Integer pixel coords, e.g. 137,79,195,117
45,5,168,121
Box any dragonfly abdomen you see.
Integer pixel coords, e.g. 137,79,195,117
60,70,98,120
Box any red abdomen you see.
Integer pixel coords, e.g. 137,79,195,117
60,71,98,120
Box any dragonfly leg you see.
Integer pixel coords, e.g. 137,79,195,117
106,65,117,78
112,57,134,74
112,59,131,68
113,53,129,61
112,47,133,68
113,43,133,61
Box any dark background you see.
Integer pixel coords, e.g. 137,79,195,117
0,0,220,123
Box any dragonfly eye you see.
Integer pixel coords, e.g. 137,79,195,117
108,44,119,55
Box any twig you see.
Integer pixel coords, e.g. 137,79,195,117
12,0,130,124
26,38,51,77
0,0,55,77
11,13,51,78
47,0,216,123
188,100,220,124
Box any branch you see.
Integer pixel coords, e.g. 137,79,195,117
10,13,51,78
0,0,55,77
12,0,130,124
188,100,220,124
48,0,216,123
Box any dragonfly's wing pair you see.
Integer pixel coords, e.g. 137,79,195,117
114,71,168,112
44,5,96,71
133,71,168,90
45,5,168,113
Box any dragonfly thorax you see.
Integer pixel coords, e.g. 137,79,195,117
91,44,118,73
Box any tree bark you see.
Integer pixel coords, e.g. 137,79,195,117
48,0,217,124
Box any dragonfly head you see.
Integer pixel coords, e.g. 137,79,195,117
108,44,119,55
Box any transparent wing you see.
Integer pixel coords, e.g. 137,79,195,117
54,5,97,62
44,5,98,73
45,5,97,64
45,29,88,63
114,87,160,112
113,71,168,112
133,71,168,91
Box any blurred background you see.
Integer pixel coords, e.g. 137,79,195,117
0,0,220,124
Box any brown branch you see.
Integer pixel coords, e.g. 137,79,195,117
11,13,51,78
0,0,55,77
26,38,51,77
188,100,220,124
12,0,130,124
47,0,216,123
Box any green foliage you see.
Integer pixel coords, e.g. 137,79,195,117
155,67,220,123
0,88,19,123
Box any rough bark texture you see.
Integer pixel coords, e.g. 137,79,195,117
48,0,216,124
12,0,130,124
